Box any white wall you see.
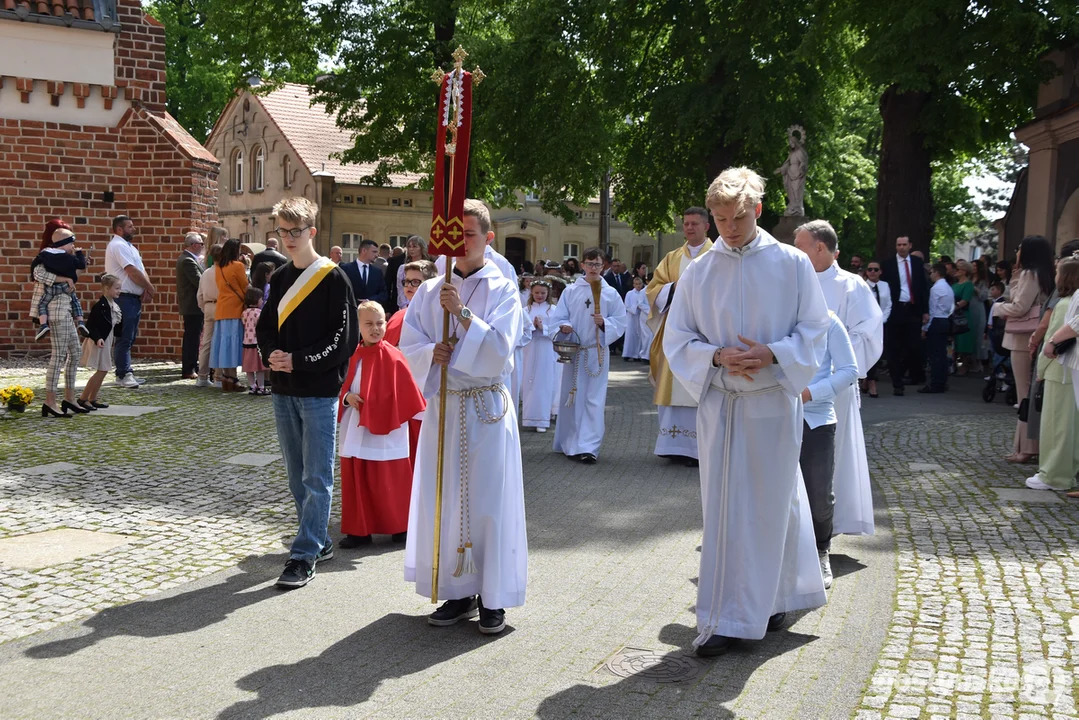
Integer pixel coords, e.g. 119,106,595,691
0,22,115,85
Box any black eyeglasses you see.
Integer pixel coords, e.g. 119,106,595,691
273,226,312,239
403,279,423,288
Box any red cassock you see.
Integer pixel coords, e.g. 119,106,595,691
337,340,426,536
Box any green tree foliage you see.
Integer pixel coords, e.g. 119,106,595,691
146,0,331,142
843,0,1078,258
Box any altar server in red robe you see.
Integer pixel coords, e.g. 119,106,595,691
338,301,426,547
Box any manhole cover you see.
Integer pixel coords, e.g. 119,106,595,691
605,647,703,683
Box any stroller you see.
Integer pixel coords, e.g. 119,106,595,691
982,318,1017,405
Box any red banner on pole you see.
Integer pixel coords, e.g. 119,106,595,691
429,68,473,258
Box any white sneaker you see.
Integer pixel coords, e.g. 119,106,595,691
536,427,547,433
212,381,222,389
819,551,833,589
117,373,140,389
195,377,210,387
1025,475,1055,491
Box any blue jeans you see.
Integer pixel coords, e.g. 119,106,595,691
272,394,337,563
113,293,142,379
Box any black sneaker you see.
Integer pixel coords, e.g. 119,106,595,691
276,558,314,589
35,325,50,341
580,453,597,464
766,612,787,632
316,539,334,564
428,596,478,627
339,534,372,549
477,597,506,635
391,532,407,543
695,634,736,658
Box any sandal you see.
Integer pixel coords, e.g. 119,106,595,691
1004,453,1036,464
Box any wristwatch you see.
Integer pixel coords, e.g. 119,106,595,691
458,306,473,321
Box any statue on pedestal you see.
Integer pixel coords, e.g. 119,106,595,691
775,125,808,217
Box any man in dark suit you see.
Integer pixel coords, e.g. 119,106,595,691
880,235,929,395
385,246,407,310
175,232,205,379
340,239,388,308
603,259,632,300
252,238,288,269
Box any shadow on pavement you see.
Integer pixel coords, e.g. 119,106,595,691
535,622,818,719
218,612,500,719
23,553,360,660
829,553,867,580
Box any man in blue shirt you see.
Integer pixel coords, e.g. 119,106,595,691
799,311,858,589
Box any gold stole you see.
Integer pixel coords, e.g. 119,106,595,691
278,256,337,329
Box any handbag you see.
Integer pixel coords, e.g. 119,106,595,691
1053,337,1077,356
1034,380,1045,413
949,310,969,335
1004,304,1041,334
1018,397,1030,423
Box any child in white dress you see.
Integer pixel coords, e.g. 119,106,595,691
622,276,653,361
522,281,557,432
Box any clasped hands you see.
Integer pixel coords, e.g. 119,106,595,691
268,350,293,373
712,336,774,382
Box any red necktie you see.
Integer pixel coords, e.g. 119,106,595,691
903,258,912,298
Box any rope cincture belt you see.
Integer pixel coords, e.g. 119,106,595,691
445,382,510,577
694,381,785,649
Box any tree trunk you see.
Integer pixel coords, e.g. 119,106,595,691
875,84,933,260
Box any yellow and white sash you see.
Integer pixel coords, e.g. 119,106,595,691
278,256,337,329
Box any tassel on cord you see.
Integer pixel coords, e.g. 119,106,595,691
692,626,716,649
452,546,466,578
462,542,477,575
565,389,576,407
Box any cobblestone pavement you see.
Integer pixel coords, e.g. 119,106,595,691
855,410,1079,720
0,359,1076,718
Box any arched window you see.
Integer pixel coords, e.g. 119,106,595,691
253,146,265,191
232,149,244,193
283,155,292,188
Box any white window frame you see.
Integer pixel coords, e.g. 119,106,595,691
391,198,402,206
563,243,581,260
253,146,265,191
343,195,353,203
355,195,366,204
340,233,364,263
388,234,410,249
283,155,292,188
403,198,413,207
232,149,244,193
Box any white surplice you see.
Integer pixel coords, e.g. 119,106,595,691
399,261,527,609
816,264,883,537
547,277,627,458
339,360,411,461
521,303,557,429
510,307,533,413
622,288,653,360
664,229,829,643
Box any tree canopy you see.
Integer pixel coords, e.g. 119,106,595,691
152,0,1078,257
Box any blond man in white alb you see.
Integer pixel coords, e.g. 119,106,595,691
663,167,830,657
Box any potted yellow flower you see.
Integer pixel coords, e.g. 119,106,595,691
0,385,34,413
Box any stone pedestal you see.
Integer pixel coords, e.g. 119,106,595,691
772,215,805,244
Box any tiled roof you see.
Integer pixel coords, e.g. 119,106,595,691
256,83,422,189
146,111,220,165
4,0,97,21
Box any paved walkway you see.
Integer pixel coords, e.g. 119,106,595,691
0,360,1075,719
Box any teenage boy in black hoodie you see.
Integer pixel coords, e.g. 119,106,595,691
257,197,358,588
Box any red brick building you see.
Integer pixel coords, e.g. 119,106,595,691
0,0,219,358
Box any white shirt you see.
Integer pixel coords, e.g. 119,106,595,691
925,278,955,329
338,359,411,461
105,234,147,295
895,254,913,304
803,314,859,429
867,280,892,324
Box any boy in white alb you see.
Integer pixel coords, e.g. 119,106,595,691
548,247,627,464
400,199,527,635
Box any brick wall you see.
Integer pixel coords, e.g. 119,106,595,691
0,0,220,360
